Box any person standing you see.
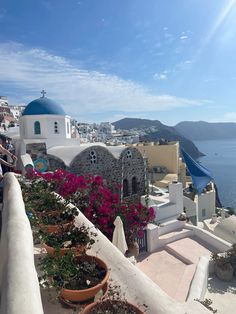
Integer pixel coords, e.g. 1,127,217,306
0,140,17,179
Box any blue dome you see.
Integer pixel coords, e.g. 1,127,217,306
22,97,66,116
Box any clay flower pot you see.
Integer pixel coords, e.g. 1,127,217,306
127,241,139,259
39,220,74,233
35,210,61,219
215,263,234,281
43,243,86,256
81,299,144,314
60,255,109,302
38,210,74,233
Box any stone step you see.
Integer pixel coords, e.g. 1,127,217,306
174,264,196,303
166,237,212,265
157,219,186,236
159,228,192,240
155,229,193,250
165,244,193,265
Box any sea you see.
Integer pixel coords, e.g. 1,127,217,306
194,139,236,210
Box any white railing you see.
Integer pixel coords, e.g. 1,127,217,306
0,173,44,314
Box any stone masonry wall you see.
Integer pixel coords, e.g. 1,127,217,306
26,143,47,161
43,145,145,202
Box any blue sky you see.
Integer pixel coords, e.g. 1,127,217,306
1,0,236,125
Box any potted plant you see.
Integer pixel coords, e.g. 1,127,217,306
38,207,77,233
81,284,145,314
39,251,109,302
119,202,155,258
82,299,144,314
34,193,70,216
39,224,97,256
211,252,234,281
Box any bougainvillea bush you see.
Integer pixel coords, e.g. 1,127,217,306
25,169,155,241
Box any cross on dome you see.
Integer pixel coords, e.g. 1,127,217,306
41,89,46,98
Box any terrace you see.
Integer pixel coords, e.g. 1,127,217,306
1,173,236,313
137,236,217,303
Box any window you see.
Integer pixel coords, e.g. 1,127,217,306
202,208,206,217
126,150,132,159
132,177,138,194
67,121,70,134
123,179,129,197
89,150,97,164
54,121,59,134
34,121,41,135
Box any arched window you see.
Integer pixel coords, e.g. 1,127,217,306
34,121,41,135
126,150,132,159
54,121,59,134
132,177,138,194
123,179,129,197
89,150,97,164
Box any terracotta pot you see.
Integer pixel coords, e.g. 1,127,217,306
215,263,234,281
39,220,74,233
60,255,109,302
43,243,86,256
128,241,139,259
81,299,144,314
35,210,61,219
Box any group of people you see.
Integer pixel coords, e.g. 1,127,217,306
0,138,17,180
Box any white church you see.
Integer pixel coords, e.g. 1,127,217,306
9,92,146,200
17,91,79,150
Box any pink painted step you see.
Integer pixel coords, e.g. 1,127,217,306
166,237,212,264
156,229,194,249
174,264,196,303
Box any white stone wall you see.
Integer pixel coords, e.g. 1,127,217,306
187,256,210,301
198,189,216,222
185,224,231,252
0,173,43,314
20,114,71,140
183,195,196,218
143,182,183,223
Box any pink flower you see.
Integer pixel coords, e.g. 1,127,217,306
137,229,144,238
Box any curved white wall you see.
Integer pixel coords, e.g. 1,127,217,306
0,173,44,314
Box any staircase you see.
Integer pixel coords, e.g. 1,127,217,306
154,219,194,249
174,264,196,303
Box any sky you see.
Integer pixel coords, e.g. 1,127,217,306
1,0,236,125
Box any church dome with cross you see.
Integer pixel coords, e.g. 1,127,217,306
22,97,66,116
19,91,72,142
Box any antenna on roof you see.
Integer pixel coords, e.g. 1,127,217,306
41,89,46,98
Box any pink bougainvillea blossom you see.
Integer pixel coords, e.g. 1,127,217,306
26,169,155,241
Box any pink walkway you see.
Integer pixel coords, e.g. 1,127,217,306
137,236,216,303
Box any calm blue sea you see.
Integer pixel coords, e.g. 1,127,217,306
194,139,236,210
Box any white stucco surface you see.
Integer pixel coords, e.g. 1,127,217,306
20,115,71,140
205,274,236,314
0,173,44,314
214,216,236,244
47,144,132,166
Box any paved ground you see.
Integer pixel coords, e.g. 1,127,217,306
137,249,190,302
137,236,215,303
205,274,236,314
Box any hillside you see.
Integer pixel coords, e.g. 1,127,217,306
175,121,236,141
113,118,204,159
